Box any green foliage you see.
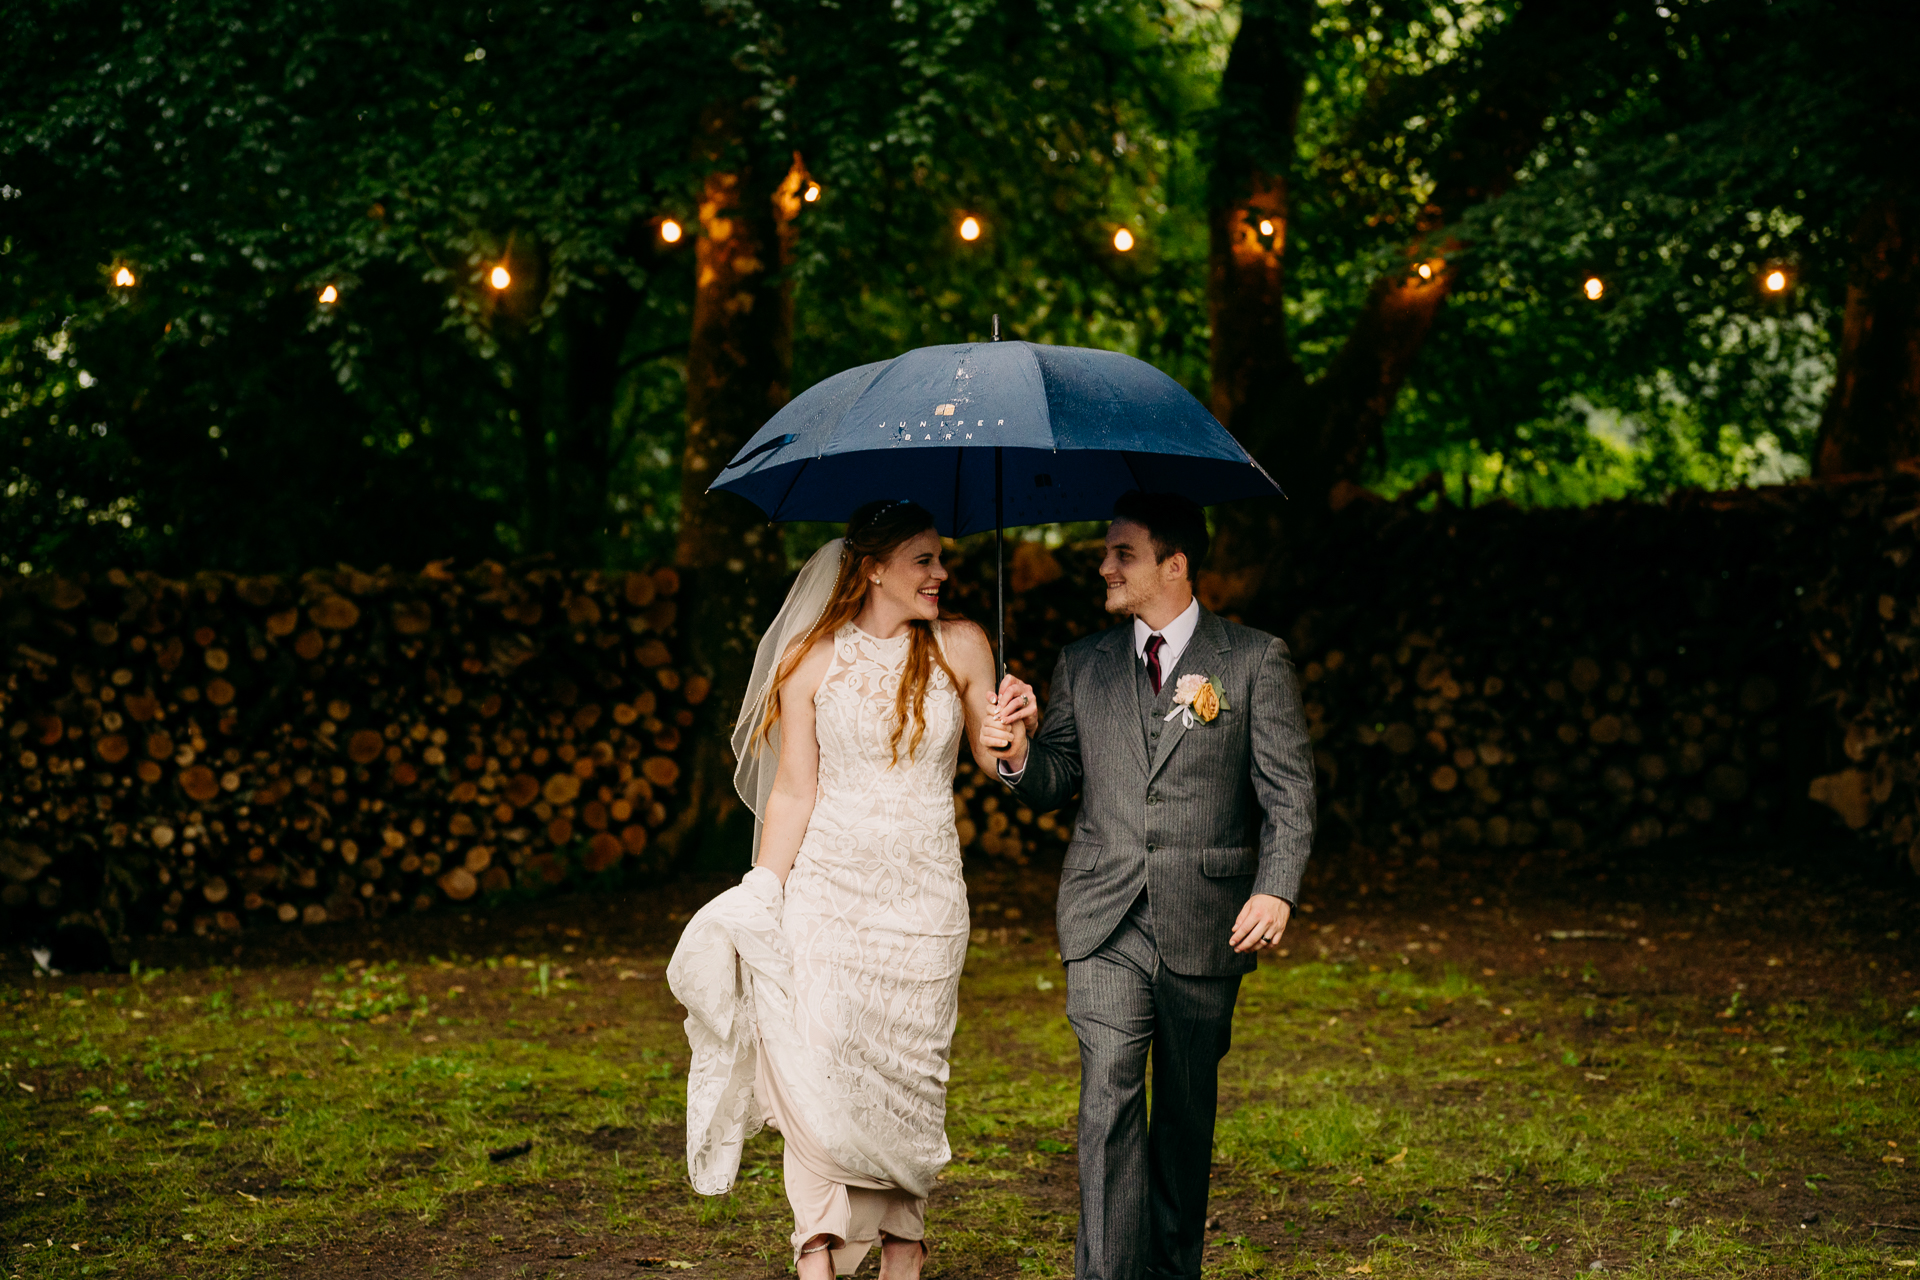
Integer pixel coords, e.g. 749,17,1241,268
0,0,1228,574
3,0,1904,577
785,0,1225,390
1,0,718,569
1374,0,1916,500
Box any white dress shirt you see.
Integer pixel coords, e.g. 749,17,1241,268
1000,597,1201,784
1133,598,1200,678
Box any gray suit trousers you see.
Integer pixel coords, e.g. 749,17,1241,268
1066,897,1240,1280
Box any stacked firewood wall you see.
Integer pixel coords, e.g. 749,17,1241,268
949,477,1915,879
7,475,1916,947
0,564,696,940
1255,492,1803,878
1798,477,1920,873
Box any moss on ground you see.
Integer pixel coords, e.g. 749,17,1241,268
3,867,1917,1278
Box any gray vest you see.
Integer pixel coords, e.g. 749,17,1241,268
1136,651,1179,776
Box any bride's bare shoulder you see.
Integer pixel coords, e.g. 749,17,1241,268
937,618,993,669
779,631,838,703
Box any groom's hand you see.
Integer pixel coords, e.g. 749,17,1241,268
1229,894,1292,954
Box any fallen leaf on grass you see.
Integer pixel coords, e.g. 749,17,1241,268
1345,1265,1373,1275
1385,1147,1407,1165
1584,1072,1609,1082
1348,1174,1366,1185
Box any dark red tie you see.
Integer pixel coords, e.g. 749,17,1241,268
1144,633,1167,694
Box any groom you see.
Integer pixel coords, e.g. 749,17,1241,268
993,490,1316,1280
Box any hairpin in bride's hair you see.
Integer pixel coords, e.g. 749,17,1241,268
857,497,914,529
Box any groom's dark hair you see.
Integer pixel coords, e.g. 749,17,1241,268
1112,491,1208,581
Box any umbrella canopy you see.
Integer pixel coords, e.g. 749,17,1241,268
709,340,1281,535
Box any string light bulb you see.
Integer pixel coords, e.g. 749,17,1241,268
113,267,135,287
489,265,511,290
959,216,981,242
318,284,338,304
1763,269,1788,293
1113,228,1135,252
1417,263,1434,280
660,218,683,244
1258,219,1275,237
1583,276,1605,301
803,182,821,203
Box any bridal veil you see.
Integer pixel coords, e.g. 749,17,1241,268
731,537,846,862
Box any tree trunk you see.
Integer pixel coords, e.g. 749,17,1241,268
1198,1,1309,609
1206,1,1308,444
1815,197,1920,477
550,278,644,561
661,109,808,866
490,241,557,557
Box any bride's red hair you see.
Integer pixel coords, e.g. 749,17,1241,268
754,499,963,766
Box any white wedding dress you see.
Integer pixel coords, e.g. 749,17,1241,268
671,621,969,1273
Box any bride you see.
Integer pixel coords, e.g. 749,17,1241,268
669,498,1031,1279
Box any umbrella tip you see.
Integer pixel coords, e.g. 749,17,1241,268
992,313,1000,341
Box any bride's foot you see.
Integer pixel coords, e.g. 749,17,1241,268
796,1234,836,1280
877,1234,927,1280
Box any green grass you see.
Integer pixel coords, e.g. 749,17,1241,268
3,920,1917,1278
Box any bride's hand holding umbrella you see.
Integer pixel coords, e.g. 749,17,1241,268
981,674,1037,772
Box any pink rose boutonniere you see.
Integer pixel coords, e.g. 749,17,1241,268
1164,673,1227,728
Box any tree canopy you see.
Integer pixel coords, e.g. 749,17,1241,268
2,0,1914,579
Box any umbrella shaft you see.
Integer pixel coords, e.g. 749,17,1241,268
995,448,1005,687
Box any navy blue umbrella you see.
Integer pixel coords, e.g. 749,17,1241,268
709,332,1283,676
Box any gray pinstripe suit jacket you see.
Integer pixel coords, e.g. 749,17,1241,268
1011,606,1317,977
